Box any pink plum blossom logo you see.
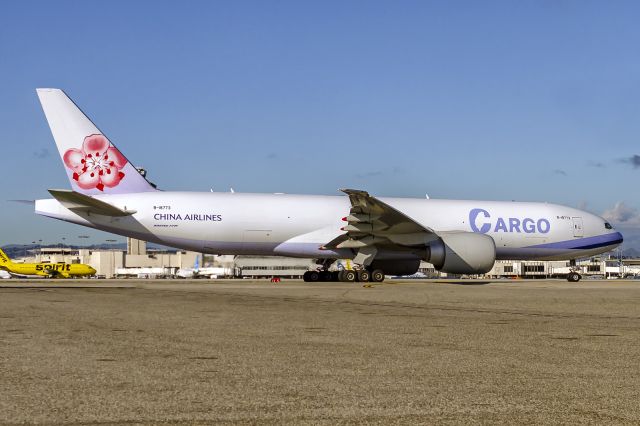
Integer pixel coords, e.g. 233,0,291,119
63,134,127,191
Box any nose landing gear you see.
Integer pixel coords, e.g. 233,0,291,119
566,259,582,282
567,272,581,282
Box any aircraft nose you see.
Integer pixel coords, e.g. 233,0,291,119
614,231,624,244
604,231,624,247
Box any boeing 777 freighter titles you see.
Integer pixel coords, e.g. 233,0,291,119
32,89,623,282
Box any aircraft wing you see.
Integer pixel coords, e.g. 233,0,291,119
324,189,438,252
48,189,135,217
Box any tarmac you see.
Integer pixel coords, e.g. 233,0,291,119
1,278,639,424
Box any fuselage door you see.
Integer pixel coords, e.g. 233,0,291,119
572,217,584,237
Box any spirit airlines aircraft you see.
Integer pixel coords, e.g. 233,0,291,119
0,248,96,278
33,89,623,282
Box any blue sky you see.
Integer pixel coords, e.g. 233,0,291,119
1,1,639,249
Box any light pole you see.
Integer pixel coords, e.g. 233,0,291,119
106,239,117,278
78,235,89,250
618,247,623,278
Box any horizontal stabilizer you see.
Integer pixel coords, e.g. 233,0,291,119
48,189,135,217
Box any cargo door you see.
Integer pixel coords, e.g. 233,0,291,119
572,217,584,237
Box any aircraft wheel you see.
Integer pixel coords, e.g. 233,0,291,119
303,271,311,282
371,269,385,282
357,270,370,282
339,270,356,282
567,272,581,282
319,270,333,282
307,271,320,282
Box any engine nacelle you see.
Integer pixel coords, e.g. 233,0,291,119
426,232,496,275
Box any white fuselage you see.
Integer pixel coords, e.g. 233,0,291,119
35,192,623,262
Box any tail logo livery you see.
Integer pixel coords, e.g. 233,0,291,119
469,208,551,234
36,88,156,195
64,134,127,191
0,249,10,265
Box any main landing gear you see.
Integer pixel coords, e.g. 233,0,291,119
303,269,385,283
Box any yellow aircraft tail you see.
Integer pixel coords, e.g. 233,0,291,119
0,249,13,266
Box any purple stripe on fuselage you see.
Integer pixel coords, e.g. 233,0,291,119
526,232,623,250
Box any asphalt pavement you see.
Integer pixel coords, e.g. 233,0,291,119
1,278,639,424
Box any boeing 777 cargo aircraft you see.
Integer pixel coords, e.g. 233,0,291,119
33,89,623,282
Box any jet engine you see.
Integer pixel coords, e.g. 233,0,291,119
426,232,496,275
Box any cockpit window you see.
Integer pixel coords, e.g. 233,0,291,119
604,222,613,230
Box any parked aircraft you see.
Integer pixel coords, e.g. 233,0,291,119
0,248,96,278
175,256,231,278
33,89,623,282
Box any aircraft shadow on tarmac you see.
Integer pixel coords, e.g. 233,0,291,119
439,281,493,286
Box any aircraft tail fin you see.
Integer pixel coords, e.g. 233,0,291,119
36,88,157,195
0,249,13,266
